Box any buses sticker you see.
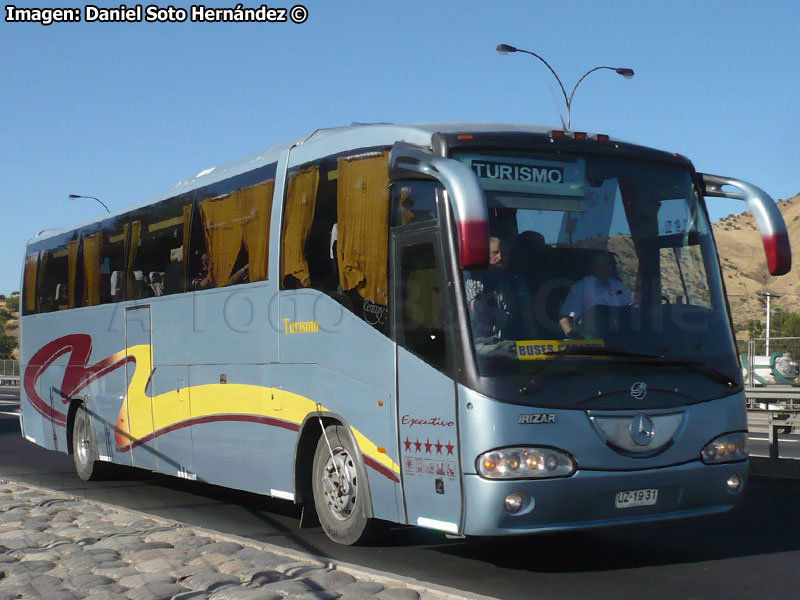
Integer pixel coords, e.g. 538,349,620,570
515,339,605,361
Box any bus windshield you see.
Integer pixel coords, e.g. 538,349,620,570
456,151,740,406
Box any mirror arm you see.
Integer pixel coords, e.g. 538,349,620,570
389,142,489,268
701,173,791,276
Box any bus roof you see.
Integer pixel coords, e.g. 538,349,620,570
28,122,654,244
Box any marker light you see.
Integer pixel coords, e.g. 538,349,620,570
477,447,575,479
550,130,566,138
573,132,587,140
594,134,610,142
701,432,747,464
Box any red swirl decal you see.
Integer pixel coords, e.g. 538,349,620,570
24,334,131,426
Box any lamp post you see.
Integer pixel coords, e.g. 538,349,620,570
496,43,634,131
68,194,110,214
758,291,781,356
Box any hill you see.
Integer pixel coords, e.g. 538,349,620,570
713,192,800,328
0,298,19,360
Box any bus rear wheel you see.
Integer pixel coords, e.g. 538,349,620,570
311,425,374,545
72,404,105,481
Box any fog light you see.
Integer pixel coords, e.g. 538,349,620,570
505,492,524,513
726,474,743,494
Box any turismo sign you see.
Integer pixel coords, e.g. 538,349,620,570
457,153,585,198
471,160,564,184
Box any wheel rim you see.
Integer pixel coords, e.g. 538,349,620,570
75,417,91,466
321,447,358,520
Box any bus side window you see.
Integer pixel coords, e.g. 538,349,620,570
131,198,192,298
82,215,129,305
32,233,75,313
397,242,447,371
280,149,392,336
391,181,440,227
195,178,275,290
23,252,39,315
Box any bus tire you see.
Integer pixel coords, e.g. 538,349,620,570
311,424,374,545
72,404,105,481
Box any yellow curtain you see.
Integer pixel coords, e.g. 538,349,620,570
407,269,443,330
126,221,140,299
200,194,243,286
67,239,79,309
83,233,102,306
37,251,49,311
24,252,38,313
182,204,192,288
281,166,319,287
337,152,390,304
241,180,275,282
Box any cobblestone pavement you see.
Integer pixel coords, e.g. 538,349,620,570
0,479,488,600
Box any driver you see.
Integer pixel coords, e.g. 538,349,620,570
559,252,634,338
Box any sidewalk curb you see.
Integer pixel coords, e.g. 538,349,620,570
1,476,499,600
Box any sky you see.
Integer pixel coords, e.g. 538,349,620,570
1,0,799,295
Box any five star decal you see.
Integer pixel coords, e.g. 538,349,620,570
403,437,455,455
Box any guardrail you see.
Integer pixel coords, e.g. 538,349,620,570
749,408,800,460
0,360,19,377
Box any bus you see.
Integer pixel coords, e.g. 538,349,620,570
19,123,791,545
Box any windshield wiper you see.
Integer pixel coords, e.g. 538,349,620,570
633,357,740,388
542,346,740,388
543,347,660,359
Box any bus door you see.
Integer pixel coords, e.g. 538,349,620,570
392,227,463,534
124,306,157,471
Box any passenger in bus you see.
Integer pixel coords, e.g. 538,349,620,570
467,236,535,346
559,252,634,338
192,252,248,289
149,272,164,296
192,253,215,289
465,236,504,311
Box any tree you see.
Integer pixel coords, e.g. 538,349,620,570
0,334,16,360
5,296,18,313
746,319,763,339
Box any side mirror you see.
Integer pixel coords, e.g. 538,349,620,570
701,174,791,276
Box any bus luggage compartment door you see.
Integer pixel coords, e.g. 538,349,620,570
124,306,157,471
393,230,463,534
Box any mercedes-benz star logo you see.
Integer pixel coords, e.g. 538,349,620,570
630,381,647,400
630,414,656,446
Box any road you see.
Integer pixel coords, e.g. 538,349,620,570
2,413,800,599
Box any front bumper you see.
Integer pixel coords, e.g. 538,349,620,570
462,460,747,536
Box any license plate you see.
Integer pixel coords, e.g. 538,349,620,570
615,488,658,508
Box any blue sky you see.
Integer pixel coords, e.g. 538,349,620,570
2,0,799,294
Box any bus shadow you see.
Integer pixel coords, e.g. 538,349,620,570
433,478,800,572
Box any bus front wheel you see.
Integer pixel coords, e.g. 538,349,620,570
72,405,105,481
311,425,374,545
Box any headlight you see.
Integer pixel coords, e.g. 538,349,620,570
701,432,748,464
477,447,575,479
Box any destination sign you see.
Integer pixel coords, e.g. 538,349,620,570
471,160,564,184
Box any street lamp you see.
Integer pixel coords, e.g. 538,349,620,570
496,43,634,131
758,291,781,356
68,194,110,214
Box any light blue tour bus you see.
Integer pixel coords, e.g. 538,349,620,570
19,123,791,544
